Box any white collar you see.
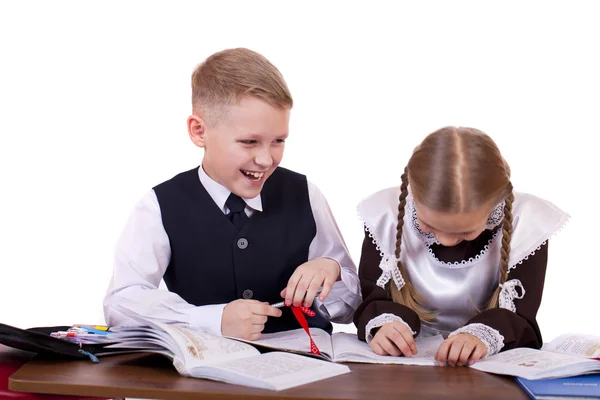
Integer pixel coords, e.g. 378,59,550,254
197,165,263,213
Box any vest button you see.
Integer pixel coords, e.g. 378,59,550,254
237,238,248,249
242,289,253,299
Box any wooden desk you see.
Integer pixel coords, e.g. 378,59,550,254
0,345,107,400
9,351,528,400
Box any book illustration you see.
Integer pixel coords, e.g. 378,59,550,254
174,326,207,360
519,360,538,367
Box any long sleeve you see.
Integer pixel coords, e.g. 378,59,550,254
461,241,549,352
353,230,420,341
306,182,362,323
103,190,225,335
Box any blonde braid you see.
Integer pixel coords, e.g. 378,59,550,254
390,168,437,321
486,190,514,308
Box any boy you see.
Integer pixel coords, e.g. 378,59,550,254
103,48,361,340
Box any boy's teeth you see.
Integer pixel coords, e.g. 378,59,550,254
243,170,264,178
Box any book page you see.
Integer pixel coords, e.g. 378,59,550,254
109,320,260,369
160,324,260,369
108,311,183,355
331,333,443,365
110,326,176,344
470,347,600,380
191,351,350,391
234,328,334,361
108,325,180,356
98,348,175,357
544,333,600,358
107,307,267,370
106,338,171,351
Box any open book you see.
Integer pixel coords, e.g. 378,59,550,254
107,320,350,391
239,327,444,366
471,333,600,380
108,308,600,384
248,329,600,381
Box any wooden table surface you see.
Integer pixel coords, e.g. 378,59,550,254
6,349,529,400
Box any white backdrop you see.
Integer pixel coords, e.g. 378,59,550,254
1,1,598,341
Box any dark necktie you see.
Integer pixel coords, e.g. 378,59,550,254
225,193,249,230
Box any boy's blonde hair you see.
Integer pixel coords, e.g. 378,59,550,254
392,127,514,321
191,48,293,125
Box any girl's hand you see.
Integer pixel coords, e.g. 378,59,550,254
435,333,488,366
369,321,417,357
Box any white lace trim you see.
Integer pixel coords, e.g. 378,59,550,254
509,214,570,271
365,313,416,344
376,255,405,290
508,242,545,273
357,207,406,291
356,206,384,256
427,229,502,269
407,199,503,269
498,279,525,312
449,323,505,356
485,201,505,230
407,198,439,246
407,198,505,247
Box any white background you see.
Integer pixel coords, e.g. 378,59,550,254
1,1,598,341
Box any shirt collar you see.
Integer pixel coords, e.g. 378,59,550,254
197,165,263,213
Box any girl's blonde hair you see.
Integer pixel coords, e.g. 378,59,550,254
391,126,514,321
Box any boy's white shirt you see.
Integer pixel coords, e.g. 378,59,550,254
104,166,361,335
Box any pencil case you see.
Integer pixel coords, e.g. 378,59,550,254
0,323,113,362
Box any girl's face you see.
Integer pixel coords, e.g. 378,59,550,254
414,200,497,247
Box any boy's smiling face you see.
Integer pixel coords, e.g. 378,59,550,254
188,96,290,199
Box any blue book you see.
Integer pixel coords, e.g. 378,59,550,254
516,374,600,399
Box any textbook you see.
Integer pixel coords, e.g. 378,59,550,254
110,323,447,364
471,333,600,380
515,374,600,399
106,320,350,391
107,307,600,384
236,327,445,366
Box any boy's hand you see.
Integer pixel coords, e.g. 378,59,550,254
280,258,340,308
221,299,282,340
435,333,488,366
370,322,418,357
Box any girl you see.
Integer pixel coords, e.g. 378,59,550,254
354,126,569,366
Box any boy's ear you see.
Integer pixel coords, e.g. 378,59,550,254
187,114,207,148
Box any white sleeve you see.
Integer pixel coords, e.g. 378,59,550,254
103,190,225,336
306,181,362,323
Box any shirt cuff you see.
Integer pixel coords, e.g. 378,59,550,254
187,304,227,336
449,323,505,356
329,256,361,304
365,313,416,344
312,258,361,323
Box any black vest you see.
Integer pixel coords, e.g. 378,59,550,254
153,167,332,333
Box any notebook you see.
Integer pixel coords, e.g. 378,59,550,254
515,374,600,399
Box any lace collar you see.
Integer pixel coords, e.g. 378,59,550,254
407,198,505,247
